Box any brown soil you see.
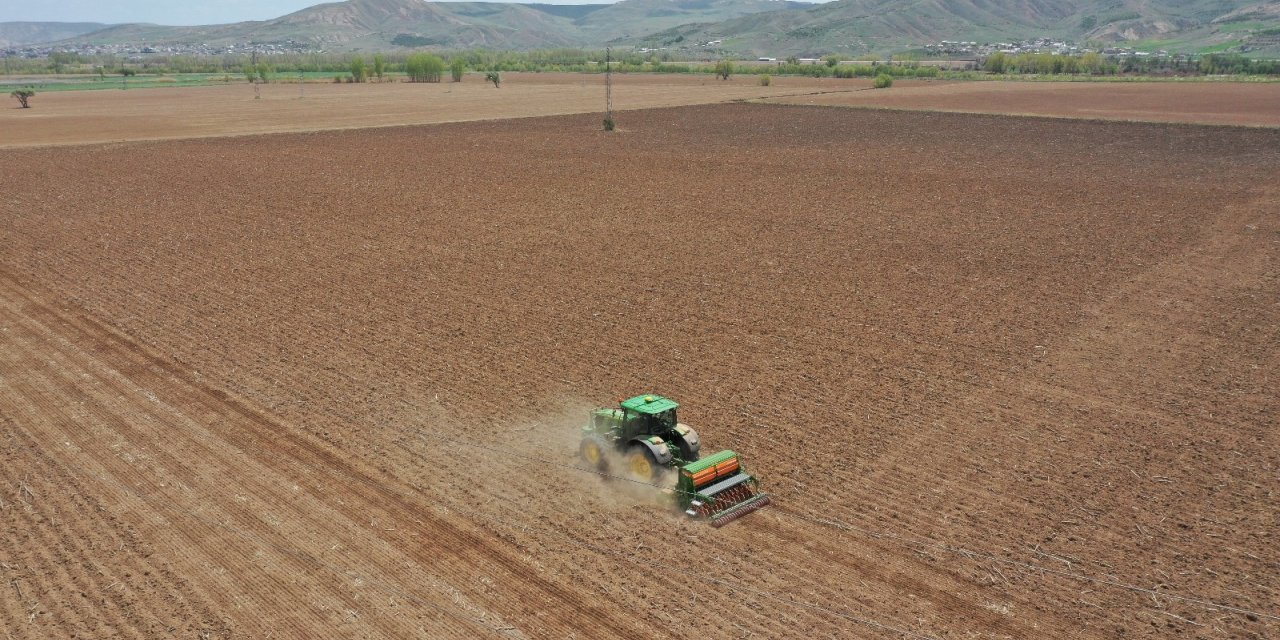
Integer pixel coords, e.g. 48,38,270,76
1,103,1277,639
764,80,1280,127
0,72,849,148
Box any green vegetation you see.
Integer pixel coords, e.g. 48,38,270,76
10,88,34,108
373,54,387,81
485,71,501,88
872,74,893,88
256,63,273,83
391,34,443,47
759,74,771,86
350,56,369,83
714,59,733,80
1199,53,1280,74
450,58,466,82
405,53,445,82
603,117,615,131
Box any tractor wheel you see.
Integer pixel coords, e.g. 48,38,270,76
579,438,607,471
625,447,658,482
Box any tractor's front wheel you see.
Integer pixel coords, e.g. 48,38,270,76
579,437,608,471
625,446,658,482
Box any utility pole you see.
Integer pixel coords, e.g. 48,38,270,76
604,47,614,130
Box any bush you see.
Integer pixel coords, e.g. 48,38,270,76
603,117,615,131
485,71,501,87
350,57,368,82
11,89,34,108
759,74,771,86
714,59,733,80
873,74,893,88
405,53,445,82
450,58,465,82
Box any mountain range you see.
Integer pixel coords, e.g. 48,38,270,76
4,0,1279,56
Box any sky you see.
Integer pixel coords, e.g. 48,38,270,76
2,0,829,26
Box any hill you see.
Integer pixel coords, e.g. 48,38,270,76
10,0,1280,55
633,0,1280,56
0,22,109,48
31,0,799,51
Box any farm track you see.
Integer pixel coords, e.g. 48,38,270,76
2,102,1278,638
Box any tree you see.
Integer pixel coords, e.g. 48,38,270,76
373,54,386,81
872,74,893,88
450,57,465,82
983,52,1007,74
824,54,840,67
1080,51,1104,75
256,62,273,83
243,63,257,83
485,71,501,88
350,56,368,83
11,89,34,108
405,53,445,82
714,59,733,80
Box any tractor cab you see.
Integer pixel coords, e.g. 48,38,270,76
619,394,679,439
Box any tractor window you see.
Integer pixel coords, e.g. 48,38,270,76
653,409,677,431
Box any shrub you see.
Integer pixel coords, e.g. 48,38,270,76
759,74,771,86
373,54,386,81
714,59,733,80
450,58,465,82
485,71,501,87
11,89,34,108
873,74,893,88
603,117,615,131
350,56,368,82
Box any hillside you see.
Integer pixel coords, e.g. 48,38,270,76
11,0,1280,55
59,0,586,50
573,0,805,41
30,0,798,51
634,0,1280,56
0,22,109,48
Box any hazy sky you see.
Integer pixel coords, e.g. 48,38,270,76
3,0,827,26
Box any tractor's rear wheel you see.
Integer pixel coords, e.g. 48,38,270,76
625,447,658,482
579,438,607,470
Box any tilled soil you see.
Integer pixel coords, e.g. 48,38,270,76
1,103,1277,639
0,72,851,148
765,79,1280,127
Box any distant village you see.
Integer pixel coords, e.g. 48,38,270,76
923,38,1178,60
2,41,321,60
0,35,1209,63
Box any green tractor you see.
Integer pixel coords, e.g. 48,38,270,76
579,394,770,527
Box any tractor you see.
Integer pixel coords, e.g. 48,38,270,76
579,394,770,527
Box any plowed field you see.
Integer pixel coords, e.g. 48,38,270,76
764,80,1280,127
2,103,1278,639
